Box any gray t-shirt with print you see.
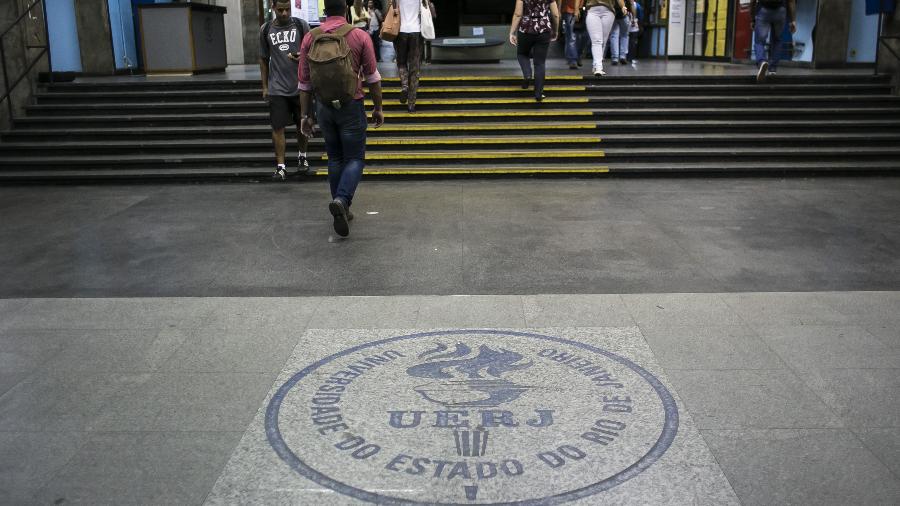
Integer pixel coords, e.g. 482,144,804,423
259,17,309,97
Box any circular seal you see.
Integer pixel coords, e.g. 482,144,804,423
266,330,678,505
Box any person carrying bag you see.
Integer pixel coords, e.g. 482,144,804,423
380,1,400,42
392,0,434,113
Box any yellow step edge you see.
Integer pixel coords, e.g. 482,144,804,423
374,123,598,131
324,151,605,160
359,167,610,175
366,137,602,145
306,167,610,175
367,98,589,105
381,110,594,118
381,75,585,81
381,86,588,93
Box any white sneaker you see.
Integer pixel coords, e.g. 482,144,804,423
756,61,769,83
593,69,606,77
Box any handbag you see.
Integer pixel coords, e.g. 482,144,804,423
380,1,400,42
574,5,587,30
420,0,435,40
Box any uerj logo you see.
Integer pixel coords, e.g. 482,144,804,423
266,330,679,505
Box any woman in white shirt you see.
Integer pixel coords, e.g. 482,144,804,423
392,0,433,113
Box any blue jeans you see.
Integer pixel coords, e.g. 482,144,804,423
316,99,367,207
563,13,580,64
755,6,786,70
609,17,629,59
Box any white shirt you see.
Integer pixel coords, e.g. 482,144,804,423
398,0,421,33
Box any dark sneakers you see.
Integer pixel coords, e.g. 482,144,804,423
399,88,409,104
329,198,350,237
297,155,316,176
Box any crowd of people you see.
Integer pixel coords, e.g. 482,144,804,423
511,0,644,101
258,0,796,238
259,0,438,238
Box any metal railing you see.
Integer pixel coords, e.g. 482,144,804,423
0,0,51,122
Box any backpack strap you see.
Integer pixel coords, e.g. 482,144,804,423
333,24,356,38
290,16,310,37
310,23,356,41
260,20,272,53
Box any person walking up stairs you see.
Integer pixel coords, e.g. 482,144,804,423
298,0,384,237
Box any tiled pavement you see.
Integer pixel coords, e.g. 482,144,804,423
1,293,898,504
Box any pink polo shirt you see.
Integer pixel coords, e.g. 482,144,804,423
297,16,381,100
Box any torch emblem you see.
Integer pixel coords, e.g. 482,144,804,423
406,342,534,408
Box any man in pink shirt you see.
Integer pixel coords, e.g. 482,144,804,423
298,0,384,238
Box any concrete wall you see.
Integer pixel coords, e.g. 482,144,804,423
241,0,261,63
813,0,851,67
221,0,245,64
0,0,50,130
876,5,900,93
75,0,116,73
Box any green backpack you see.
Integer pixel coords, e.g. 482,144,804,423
307,24,361,108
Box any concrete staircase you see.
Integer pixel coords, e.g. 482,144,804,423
1,74,899,180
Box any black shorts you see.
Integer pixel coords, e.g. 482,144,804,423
268,95,300,130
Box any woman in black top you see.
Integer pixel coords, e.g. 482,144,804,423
509,0,560,102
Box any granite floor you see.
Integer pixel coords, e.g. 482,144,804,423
0,293,898,505
1,179,899,504
2,179,899,298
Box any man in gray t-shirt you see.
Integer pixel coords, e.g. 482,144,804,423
260,0,312,180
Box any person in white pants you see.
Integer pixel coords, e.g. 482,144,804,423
584,0,629,76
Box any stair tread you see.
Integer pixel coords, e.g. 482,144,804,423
18,106,900,121
6,132,900,149
27,95,900,109
2,160,898,180
8,119,900,135
9,73,899,180
34,83,891,98
0,135,603,148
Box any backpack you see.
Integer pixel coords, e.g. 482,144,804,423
260,17,310,58
307,24,361,107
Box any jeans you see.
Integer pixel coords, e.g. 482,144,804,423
562,13,580,64
628,28,640,61
316,99,367,207
755,6,787,70
609,17,629,59
586,5,615,72
516,31,552,98
370,31,381,61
